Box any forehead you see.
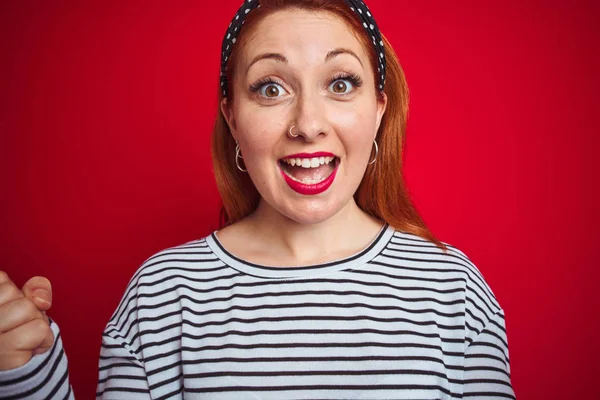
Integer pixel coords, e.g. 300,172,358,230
240,9,367,64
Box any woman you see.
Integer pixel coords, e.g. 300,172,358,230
0,0,515,399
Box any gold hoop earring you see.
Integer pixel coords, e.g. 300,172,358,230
368,140,379,165
235,141,247,172
288,125,299,138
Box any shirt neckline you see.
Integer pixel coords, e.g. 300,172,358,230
205,223,395,279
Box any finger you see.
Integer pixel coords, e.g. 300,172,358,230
0,297,45,333
21,276,52,311
0,271,12,285
0,281,25,307
32,326,55,355
40,309,49,325
0,318,52,353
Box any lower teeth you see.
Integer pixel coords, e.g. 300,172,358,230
283,170,326,184
280,158,338,185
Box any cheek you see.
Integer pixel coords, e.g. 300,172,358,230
331,105,377,148
237,111,286,157
235,115,286,192
330,105,363,130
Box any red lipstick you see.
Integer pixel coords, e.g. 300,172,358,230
281,152,335,159
278,155,339,195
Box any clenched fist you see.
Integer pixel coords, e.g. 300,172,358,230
0,271,55,371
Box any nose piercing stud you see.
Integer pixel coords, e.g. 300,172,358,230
288,126,299,138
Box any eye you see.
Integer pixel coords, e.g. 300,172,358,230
249,78,287,99
261,83,285,98
328,73,363,95
330,79,352,94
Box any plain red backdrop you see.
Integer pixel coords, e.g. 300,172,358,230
1,0,598,398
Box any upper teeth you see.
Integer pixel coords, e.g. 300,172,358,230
283,156,335,168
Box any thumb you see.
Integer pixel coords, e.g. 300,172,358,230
21,276,53,312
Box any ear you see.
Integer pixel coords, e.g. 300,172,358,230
220,97,238,140
374,91,388,140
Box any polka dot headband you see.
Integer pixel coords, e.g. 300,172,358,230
220,0,386,98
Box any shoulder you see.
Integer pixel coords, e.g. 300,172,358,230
386,229,486,272
115,234,224,299
385,229,503,316
133,235,222,284
105,234,223,323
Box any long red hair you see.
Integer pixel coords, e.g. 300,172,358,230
211,0,447,251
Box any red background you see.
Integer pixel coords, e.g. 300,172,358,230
1,1,598,398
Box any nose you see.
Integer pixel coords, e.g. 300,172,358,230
290,89,329,142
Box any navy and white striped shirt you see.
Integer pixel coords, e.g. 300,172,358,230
0,224,515,399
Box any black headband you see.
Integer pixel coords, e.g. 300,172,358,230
220,0,386,98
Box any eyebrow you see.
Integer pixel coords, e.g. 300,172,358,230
246,47,363,75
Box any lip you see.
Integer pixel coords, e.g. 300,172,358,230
281,152,336,160
279,158,339,196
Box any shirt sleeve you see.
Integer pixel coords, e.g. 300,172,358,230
463,310,516,399
0,318,74,400
95,333,150,399
95,276,151,399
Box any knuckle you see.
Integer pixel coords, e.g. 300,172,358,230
19,297,39,317
30,318,50,334
0,282,22,299
45,325,54,341
0,271,9,282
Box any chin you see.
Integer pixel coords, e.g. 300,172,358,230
251,160,362,225
277,196,349,225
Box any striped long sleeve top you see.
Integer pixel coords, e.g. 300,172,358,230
0,224,515,399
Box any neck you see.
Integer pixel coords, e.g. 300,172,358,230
243,198,384,265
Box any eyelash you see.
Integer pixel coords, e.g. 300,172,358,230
249,73,363,98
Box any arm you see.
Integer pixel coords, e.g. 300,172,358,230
463,311,515,399
0,318,74,400
95,275,151,399
0,272,74,399
95,332,150,399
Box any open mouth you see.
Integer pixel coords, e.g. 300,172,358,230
277,153,340,195
278,155,340,184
